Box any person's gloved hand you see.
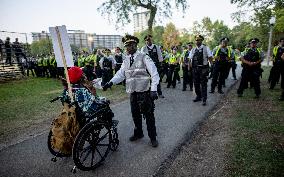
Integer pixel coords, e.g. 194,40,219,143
103,82,113,91
150,91,158,100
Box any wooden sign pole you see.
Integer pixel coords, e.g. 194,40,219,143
55,26,74,102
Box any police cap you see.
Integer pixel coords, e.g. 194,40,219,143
220,37,229,42
144,34,153,41
249,38,260,43
195,35,204,41
122,34,139,47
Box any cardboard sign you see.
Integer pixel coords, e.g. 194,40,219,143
49,25,74,67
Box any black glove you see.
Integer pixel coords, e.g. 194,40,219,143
103,82,113,91
150,91,158,100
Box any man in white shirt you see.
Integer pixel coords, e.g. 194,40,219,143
189,35,213,106
103,34,160,147
141,34,164,98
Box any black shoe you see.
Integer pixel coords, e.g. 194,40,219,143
173,86,176,88
190,88,193,91
238,94,243,97
167,85,170,88
129,134,144,141
269,87,274,90
209,90,215,93
202,100,207,106
182,88,186,91
254,95,260,99
218,90,224,94
158,95,165,98
193,98,201,102
150,139,159,147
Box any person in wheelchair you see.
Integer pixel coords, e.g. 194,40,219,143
103,34,160,147
62,66,110,125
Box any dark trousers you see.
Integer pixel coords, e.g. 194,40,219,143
27,68,35,77
182,66,193,90
155,64,163,95
160,63,169,83
193,67,209,101
211,62,227,91
167,64,178,88
269,64,284,89
101,69,113,86
231,61,237,79
95,66,102,78
6,53,12,65
130,91,156,139
237,68,261,96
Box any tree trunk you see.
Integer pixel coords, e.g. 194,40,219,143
147,6,157,35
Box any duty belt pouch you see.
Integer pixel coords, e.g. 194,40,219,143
201,65,209,76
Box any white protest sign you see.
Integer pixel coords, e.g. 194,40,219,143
49,25,74,67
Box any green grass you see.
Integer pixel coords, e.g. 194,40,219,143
228,66,284,177
0,77,127,137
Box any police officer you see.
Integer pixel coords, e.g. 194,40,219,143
159,46,169,83
114,47,124,73
167,46,180,88
210,37,233,94
181,43,193,91
269,38,284,100
99,48,116,86
95,49,104,78
189,35,213,106
141,34,164,98
5,37,12,65
103,34,160,147
237,38,264,98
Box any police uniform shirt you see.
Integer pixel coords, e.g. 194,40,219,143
241,48,264,61
188,44,212,62
212,46,235,61
110,51,160,91
141,44,163,62
99,55,117,69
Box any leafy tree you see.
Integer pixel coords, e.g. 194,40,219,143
98,0,188,34
230,0,284,50
135,25,165,48
162,22,180,50
30,39,52,56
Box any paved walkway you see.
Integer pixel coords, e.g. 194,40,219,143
0,66,241,177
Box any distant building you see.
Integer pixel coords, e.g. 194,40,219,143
93,35,123,50
31,30,123,51
133,11,150,33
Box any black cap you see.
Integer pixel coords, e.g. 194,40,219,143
249,38,260,43
187,42,193,46
122,34,139,46
171,46,178,50
144,34,153,41
220,37,229,42
195,35,204,41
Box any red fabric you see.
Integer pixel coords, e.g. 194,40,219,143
68,66,83,84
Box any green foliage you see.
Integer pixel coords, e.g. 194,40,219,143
162,22,180,50
98,0,188,33
135,26,165,48
30,39,52,56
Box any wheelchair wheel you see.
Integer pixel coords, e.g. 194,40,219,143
47,130,71,157
72,121,111,171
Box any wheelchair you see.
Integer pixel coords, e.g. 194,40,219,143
47,95,119,173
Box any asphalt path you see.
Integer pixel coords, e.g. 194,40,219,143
0,66,241,177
